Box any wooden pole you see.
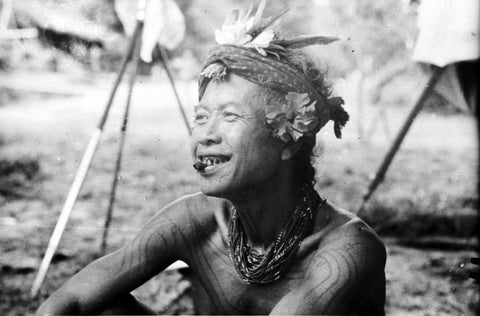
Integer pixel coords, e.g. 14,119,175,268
357,67,444,215
30,3,146,298
100,32,142,255
155,44,191,134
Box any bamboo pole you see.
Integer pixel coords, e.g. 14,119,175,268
100,33,141,255
155,44,191,134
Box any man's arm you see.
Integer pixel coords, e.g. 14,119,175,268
270,220,386,315
36,195,199,315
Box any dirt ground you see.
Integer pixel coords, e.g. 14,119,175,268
0,72,478,315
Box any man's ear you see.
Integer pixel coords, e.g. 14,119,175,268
281,140,303,161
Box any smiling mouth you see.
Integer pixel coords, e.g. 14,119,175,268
194,155,231,171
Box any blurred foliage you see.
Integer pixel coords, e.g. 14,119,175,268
330,0,417,73
32,0,123,32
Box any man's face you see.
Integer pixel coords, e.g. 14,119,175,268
191,74,284,197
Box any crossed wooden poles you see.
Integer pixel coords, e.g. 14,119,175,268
31,1,191,297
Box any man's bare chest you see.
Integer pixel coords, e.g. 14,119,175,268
186,232,308,314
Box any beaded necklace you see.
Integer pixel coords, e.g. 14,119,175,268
227,184,324,284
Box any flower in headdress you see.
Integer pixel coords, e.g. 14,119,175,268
214,9,255,46
213,0,340,58
244,29,275,56
214,0,284,56
265,92,319,142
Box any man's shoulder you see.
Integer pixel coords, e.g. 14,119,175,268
139,193,230,256
315,201,385,254
305,201,386,282
160,192,230,226
281,202,386,314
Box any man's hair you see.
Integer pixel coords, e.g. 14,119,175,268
255,50,332,186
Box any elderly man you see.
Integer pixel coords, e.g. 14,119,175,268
37,2,386,315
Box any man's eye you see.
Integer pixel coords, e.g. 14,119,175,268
224,112,240,122
194,114,209,124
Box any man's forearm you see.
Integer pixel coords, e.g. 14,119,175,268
36,260,116,315
36,289,81,315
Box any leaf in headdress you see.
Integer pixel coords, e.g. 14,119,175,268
272,52,280,59
327,96,344,107
267,43,286,51
265,108,292,142
286,92,310,108
264,45,287,60
278,123,293,142
327,97,348,139
239,5,254,28
265,104,288,122
274,35,339,49
257,48,268,56
246,29,275,49
223,9,240,27
334,121,342,139
328,97,349,126
290,127,303,141
254,0,267,22
243,5,254,21
249,9,289,39
266,50,281,59
265,45,288,59
292,100,318,134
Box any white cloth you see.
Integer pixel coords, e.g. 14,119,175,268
115,0,186,63
412,0,479,67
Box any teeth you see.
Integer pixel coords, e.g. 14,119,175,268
200,156,227,166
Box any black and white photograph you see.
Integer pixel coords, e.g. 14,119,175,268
0,0,478,314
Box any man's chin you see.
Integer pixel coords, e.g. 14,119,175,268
200,184,226,198
200,182,259,202
199,181,237,199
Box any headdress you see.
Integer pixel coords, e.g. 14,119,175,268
198,0,349,142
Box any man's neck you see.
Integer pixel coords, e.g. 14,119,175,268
227,167,300,251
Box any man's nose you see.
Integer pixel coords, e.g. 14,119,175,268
198,117,222,145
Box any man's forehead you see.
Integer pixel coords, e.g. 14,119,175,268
195,101,244,111
199,79,265,111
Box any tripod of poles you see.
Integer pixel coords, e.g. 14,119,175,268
31,0,190,297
